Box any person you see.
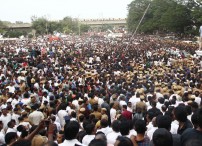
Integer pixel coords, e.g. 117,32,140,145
82,123,95,145
199,25,202,50
89,139,107,146
181,108,202,146
149,115,181,146
59,121,84,146
28,104,44,125
173,106,193,135
152,128,173,146
114,136,133,146
107,120,121,145
130,119,150,146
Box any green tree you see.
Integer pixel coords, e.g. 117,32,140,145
31,17,48,35
127,0,202,34
80,24,90,33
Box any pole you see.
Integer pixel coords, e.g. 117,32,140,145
126,3,150,49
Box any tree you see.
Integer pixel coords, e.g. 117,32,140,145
80,24,90,33
31,17,48,35
0,20,7,34
127,0,202,34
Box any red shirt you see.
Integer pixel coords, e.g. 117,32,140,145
122,110,132,120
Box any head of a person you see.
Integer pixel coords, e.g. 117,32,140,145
64,121,80,140
153,128,173,146
112,120,120,133
114,136,133,146
156,115,172,131
100,119,108,128
135,119,147,135
95,131,107,141
84,123,95,135
89,139,107,146
119,121,130,136
173,105,187,122
7,120,15,128
5,132,18,145
57,130,64,144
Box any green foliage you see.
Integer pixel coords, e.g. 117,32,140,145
31,16,91,35
127,0,202,34
4,30,27,38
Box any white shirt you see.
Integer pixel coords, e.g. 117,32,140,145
195,97,201,106
19,122,32,130
0,114,12,129
107,131,121,145
97,126,113,135
146,122,153,132
59,139,85,146
147,127,158,140
12,113,20,125
82,135,95,145
58,110,68,128
11,99,20,108
129,129,137,137
170,121,179,134
6,127,17,133
110,108,116,123
0,131,5,145
28,110,44,125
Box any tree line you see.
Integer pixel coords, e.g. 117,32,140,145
127,0,202,35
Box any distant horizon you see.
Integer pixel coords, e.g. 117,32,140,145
0,0,133,23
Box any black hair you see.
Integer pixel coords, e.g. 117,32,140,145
84,123,95,135
156,115,172,131
64,121,80,140
12,139,31,146
71,111,77,118
119,121,130,136
185,105,192,115
100,119,108,128
5,132,17,144
198,108,202,128
191,111,199,129
174,106,187,122
153,128,173,146
112,120,120,132
135,119,147,134
95,132,107,141
89,139,107,146
116,136,133,146
77,130,87,143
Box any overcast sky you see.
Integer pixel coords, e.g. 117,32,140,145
0,0,133,23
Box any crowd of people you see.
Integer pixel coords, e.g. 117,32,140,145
0,34,201,146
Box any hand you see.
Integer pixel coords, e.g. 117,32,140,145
37,120,46,130
48,123,56,133
130,135,138,146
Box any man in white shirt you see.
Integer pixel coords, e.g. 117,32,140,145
59,121,84,146
107,120,121,145
28,104,44,125
82,123,95,145
0,121,5,145
0,107,11,129
57,104,68,128
97,119,112,135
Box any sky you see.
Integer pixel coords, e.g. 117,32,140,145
0,0,133,23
